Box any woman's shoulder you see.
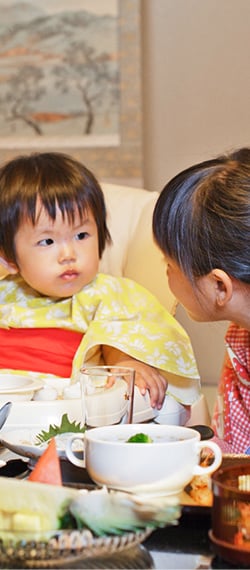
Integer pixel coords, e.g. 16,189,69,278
226,322,250,351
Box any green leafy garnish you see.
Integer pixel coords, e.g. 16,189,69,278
126,432,153,443
69,489,181,536
35,413,85,445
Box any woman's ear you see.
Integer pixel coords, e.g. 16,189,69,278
211,268,233,307
0,254,19,275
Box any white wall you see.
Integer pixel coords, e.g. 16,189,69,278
141,0,250,389
142,0,250,187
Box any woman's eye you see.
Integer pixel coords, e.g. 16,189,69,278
38,238,54,246
76,232,88,241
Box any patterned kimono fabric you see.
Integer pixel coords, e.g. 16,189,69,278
0,273,200,406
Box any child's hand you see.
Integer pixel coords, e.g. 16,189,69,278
102,347,168,409
128,360,168,410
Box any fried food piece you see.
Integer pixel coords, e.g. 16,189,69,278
187,474,213,506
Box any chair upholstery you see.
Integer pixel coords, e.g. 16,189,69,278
99,183,177,315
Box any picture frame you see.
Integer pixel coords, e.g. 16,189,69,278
0,0,142,185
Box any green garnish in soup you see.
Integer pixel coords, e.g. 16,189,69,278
126,433,153,443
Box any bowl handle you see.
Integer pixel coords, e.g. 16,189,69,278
193,440,222,475
65,434,85,468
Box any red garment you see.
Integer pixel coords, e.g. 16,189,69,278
0,328,83,378
212,323,250,454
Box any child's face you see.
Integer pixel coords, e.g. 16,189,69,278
12,202,100,298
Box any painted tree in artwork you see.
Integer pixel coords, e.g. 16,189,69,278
0,65,46,135
53,40,119,135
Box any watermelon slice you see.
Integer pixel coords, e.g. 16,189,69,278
28,438,62,486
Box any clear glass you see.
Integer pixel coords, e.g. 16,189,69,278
80,365,135,427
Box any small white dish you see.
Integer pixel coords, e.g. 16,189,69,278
133,388,189,425
3,399,82,429
0,375,43,402
0,399,83,460
0,426,84,460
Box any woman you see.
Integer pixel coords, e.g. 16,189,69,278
153,147,250,453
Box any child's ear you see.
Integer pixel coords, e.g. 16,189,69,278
0,254,19,275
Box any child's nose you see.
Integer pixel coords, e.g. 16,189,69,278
58,242,76,262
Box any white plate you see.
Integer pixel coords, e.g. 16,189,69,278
0,427,84,460
4,399,82,429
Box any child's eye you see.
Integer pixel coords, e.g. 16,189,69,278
76,232,88,241
38,238,54,246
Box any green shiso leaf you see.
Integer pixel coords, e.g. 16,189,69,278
126,432,153,443
35,413,85,445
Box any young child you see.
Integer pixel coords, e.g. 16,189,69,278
153,147,250,452
0,151,200,423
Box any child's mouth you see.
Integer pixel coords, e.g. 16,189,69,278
61,270,78,281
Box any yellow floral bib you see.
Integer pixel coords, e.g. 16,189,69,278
0,273,200,404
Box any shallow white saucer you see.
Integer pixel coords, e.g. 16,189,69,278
0,375,43,402
0,425,84,460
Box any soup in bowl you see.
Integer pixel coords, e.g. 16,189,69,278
66,423,222,496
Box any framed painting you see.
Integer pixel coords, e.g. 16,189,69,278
0,0,142,184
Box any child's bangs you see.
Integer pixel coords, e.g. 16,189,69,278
28,191,90,226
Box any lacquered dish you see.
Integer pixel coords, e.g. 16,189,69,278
210,461,250,567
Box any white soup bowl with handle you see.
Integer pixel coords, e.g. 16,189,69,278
66,423,222,496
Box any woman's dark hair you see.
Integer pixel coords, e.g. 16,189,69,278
152,147,250,284
0,152,111,263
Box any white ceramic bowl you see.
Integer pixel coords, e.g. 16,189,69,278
66,423,223,496
0,375,43,403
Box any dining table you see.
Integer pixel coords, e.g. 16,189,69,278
0,451,249,570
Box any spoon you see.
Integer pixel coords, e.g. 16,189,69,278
0,401,12,430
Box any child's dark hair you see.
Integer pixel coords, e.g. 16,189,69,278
0,152,112,263
152,147,250,284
